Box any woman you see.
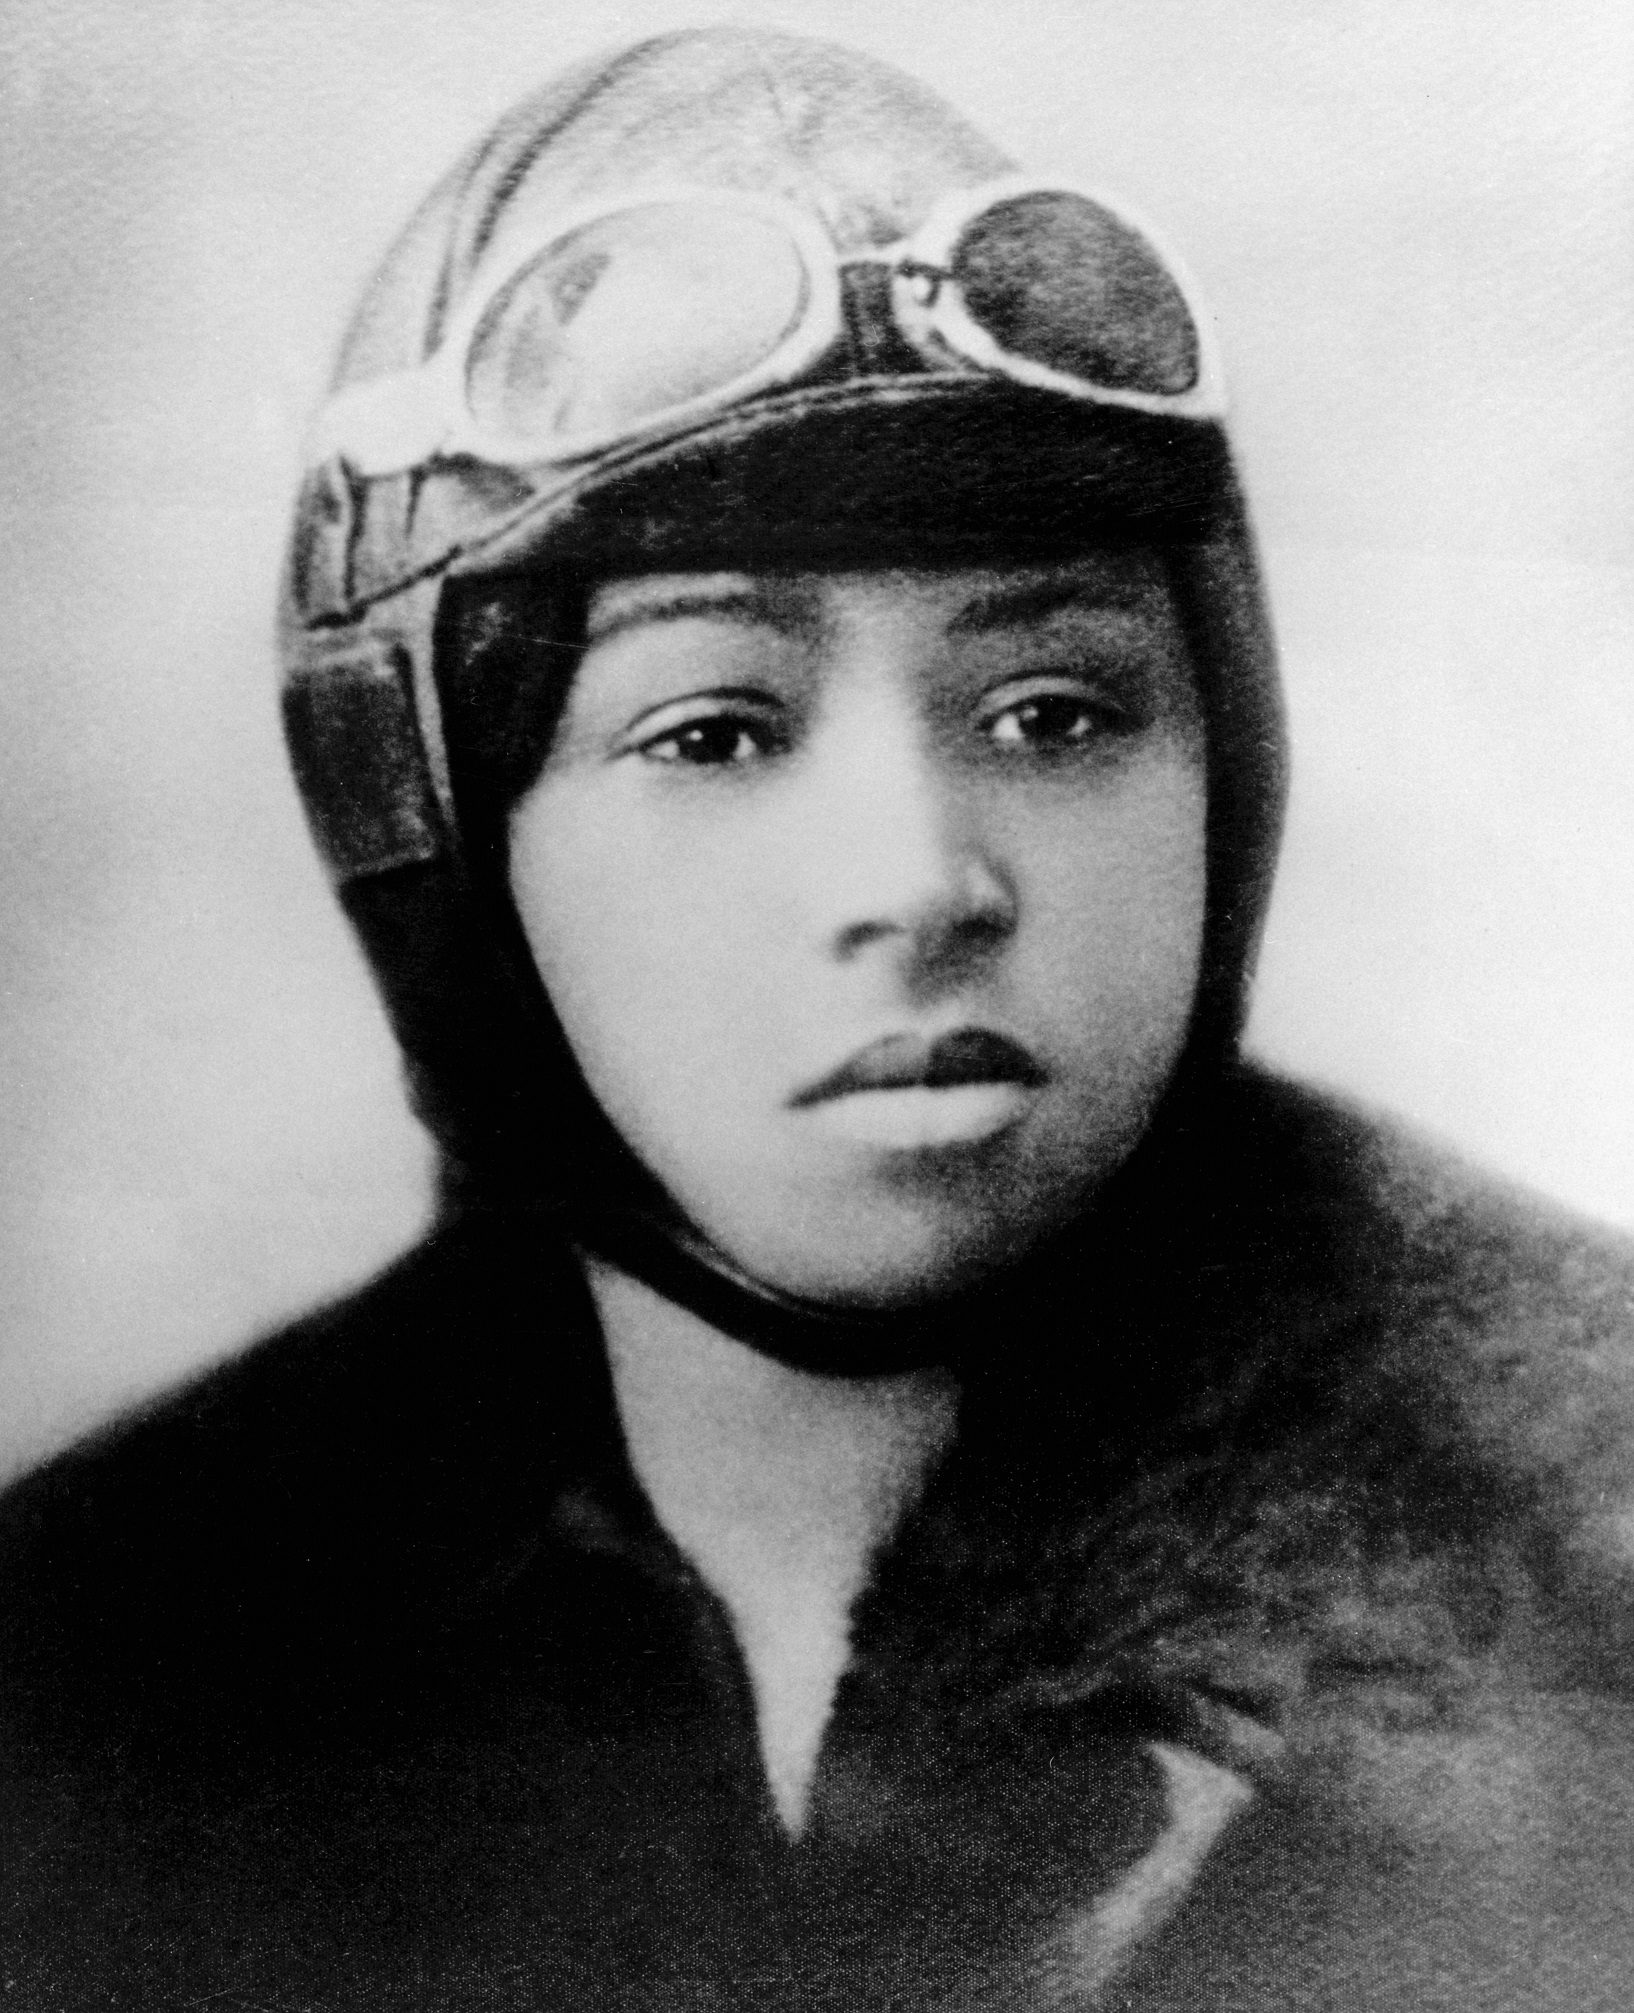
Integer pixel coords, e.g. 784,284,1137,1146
3,27,1634,2010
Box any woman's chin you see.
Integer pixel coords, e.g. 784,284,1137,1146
702,1200,1054,1313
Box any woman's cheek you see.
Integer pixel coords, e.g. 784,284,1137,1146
510,784,777,1154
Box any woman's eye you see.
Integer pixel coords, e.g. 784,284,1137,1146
983,690,1119,750
639,713,783,766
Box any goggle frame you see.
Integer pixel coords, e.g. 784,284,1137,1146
309,174,1227,479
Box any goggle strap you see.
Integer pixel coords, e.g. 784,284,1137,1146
308,367,454,478
283,632,449,880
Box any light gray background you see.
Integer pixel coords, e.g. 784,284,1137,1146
1,0,1629,1482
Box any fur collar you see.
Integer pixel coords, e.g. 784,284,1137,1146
823,1065,1634,1797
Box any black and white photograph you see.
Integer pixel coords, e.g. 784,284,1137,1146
1,3,1631,2006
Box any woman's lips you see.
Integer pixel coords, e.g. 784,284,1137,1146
792,1029,1046,1104
791,1029,1045,1149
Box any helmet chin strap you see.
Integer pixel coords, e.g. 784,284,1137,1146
566,1201,1019,1379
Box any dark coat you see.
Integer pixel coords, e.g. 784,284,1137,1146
4,1066,1634,2010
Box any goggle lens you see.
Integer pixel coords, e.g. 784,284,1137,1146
465,204,813,447
945,194,1199,398
949,191,1200,397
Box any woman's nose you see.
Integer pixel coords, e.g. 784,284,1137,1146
794,679,1017,979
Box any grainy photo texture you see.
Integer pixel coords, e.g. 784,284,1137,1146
1,5,1631,2009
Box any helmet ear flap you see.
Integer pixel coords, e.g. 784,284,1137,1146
278,574,632,1208
278,618,539,1195
332,859,578,1208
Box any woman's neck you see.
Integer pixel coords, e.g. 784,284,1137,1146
585,1255,959,1838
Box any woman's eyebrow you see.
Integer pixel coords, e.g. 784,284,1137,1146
587,581,810,646
947,575,1152,636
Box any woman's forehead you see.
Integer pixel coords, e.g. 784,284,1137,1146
583,551,1178,646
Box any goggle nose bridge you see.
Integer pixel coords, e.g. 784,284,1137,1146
835,259,944,377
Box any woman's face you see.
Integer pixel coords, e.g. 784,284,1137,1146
509,554,1207,1306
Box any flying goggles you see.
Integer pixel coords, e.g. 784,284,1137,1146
310,177,1225,478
